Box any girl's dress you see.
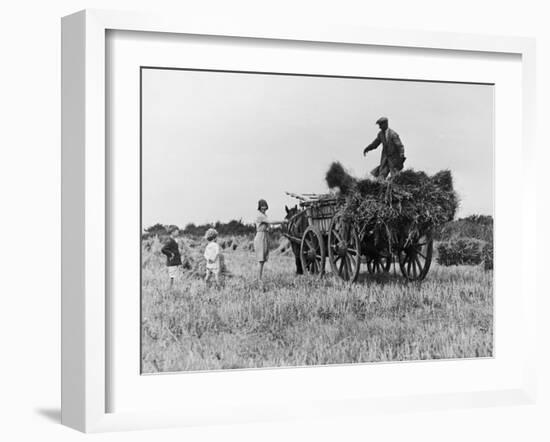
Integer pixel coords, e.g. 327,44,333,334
254,211,269,263
204,241,221,274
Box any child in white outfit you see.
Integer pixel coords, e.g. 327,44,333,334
204,228,222,286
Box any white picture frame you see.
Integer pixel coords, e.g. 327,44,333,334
61,9,537,433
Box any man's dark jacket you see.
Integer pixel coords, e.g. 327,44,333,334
161,238,182,266
364,128,406,173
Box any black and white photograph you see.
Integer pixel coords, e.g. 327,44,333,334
140,67,494,373
5,0,549,439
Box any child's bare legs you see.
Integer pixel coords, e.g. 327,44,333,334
168,266,178,289
205,269,222,288
258,262,265,280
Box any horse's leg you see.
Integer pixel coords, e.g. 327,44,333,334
291,241,303,274
285,209,305,275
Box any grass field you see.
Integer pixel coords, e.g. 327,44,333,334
141,236,493,373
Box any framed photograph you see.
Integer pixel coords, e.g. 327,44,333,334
61,9,537,432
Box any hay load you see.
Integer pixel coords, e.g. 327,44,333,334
325,162,458,243
325,161,356,194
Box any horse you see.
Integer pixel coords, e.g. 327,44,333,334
283,204,309,275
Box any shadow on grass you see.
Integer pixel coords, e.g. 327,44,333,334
294,268,419,290
355,271,411,286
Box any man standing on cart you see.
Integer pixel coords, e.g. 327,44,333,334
363,116,406,179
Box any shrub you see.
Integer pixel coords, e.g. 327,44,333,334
436,238,485,266
482,242,493,270
435,216,493,242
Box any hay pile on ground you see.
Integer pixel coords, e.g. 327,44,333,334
184,247,231,279
176,237,232,279
326,162,459,245
274,237,292,255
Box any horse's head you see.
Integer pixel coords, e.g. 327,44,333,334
283,204,307,238
284,204,299,221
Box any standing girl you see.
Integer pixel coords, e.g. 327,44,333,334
254,199,285,280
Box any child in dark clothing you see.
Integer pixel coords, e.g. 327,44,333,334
161,226,182,288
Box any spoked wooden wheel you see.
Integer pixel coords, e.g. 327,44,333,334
300,226,326,276
366,254,392,274
398,231,433,281
328,215,361,282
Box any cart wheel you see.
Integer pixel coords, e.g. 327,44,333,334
366,254,392,274
300,226,326,276
398,231,433,281
328,215,361,282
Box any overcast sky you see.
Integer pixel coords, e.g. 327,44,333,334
142,68,493,228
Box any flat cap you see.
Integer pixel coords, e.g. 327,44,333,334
376,116,388,125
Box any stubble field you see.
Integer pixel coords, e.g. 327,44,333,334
141,236,493,373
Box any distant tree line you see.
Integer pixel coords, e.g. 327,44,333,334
143,219,256,239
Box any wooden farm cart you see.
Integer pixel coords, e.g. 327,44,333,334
283,192,434,282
